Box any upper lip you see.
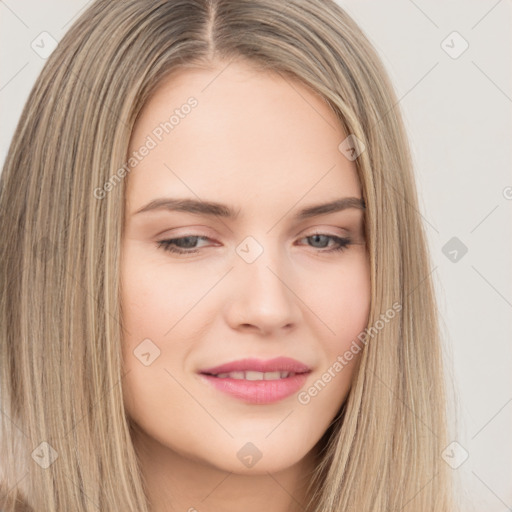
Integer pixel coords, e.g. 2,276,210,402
199,357,311,375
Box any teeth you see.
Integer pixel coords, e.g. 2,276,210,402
245,371,264,381
214,371,296,380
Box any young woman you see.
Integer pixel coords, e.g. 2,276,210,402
0,0,459,510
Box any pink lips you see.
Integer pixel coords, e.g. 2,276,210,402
198,357,311,405
199,357,310,375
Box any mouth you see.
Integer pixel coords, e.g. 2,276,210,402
202,370,305,380
197,357,311,404
199,356,311,376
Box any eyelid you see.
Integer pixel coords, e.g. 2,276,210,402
299,225,353,239
153,225,218,239
156,225,352,243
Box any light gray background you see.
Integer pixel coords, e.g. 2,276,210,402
1,1,511,510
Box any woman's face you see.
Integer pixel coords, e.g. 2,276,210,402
120,60,370,475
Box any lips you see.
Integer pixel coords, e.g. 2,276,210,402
199,357,311,376
197,357,311,404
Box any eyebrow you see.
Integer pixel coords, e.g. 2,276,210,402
133,196,365,219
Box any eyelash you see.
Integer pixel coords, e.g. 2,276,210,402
156,233,352,255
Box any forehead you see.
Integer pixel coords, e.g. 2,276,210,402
126,61,362,213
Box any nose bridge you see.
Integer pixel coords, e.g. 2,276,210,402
237,234,286,295
230,234,299,330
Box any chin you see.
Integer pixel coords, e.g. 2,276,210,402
196,434,314,475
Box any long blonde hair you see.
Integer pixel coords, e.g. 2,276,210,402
0,0,459,510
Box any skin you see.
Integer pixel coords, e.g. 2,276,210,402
120,59,371,512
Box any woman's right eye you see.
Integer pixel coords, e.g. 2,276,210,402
156,235,211,255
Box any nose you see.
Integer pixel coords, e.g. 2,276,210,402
224,241,301,335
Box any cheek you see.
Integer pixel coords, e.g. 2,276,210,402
121,270,168,338
119,254,196,431
120,248,208,343
295,258,370,418
119,246,218,409
312,255,371,346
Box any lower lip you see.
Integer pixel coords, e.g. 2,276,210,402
199,373,310,404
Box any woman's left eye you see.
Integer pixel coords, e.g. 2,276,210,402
156,233,352,256
299,233,352,252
